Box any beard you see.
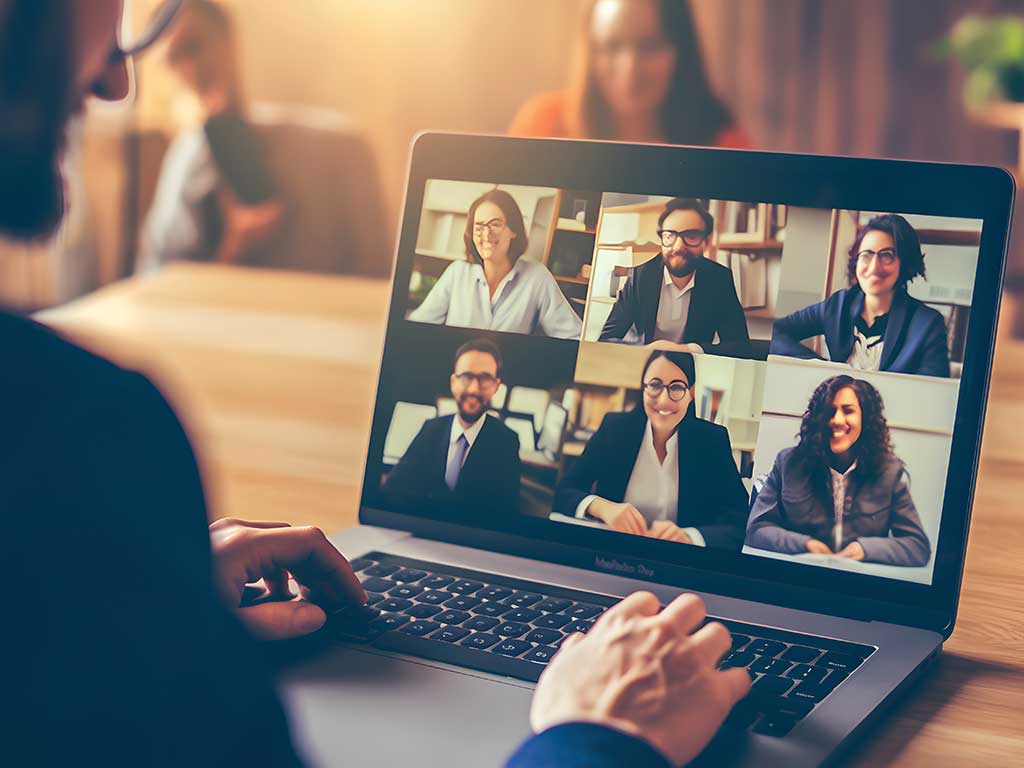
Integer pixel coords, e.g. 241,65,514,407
0,148,66,241
456,393,489,424
664,250,699,279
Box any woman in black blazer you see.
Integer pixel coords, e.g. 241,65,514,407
771,214,950,378
554,351,749,550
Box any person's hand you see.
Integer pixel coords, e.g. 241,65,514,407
209,518,366,641
836,541,866,560
648,520,693,544
216,187,286,264
531,591,750,766
806,539,833,555
588,498,648,535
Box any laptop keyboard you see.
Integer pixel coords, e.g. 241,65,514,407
330,553,875,738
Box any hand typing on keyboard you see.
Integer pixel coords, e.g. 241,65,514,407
529,591,750,767
210,518,367,641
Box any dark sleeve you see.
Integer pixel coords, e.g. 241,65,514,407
693,427,750,550
505,723,672,768
598,275,639,342
9,372,302,766
204,111,278,205
498,431,523,516
703,270,752,358
744,454,813,555
855,466,931,566
770,300,829,360
381,422,434,504
553,417,616,517
916,310,951,378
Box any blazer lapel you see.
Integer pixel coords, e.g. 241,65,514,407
879,291,910,371
605,411,647,501
435,415,456,488
638,256,664,343
833,288,863,362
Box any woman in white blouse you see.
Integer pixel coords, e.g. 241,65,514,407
553,351,749,550
408,189,583,339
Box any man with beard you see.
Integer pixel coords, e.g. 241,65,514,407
382,338,522,520
598,197,753,359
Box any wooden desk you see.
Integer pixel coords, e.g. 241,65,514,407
39,263,1024,765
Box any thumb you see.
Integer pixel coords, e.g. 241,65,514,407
238,600,327,641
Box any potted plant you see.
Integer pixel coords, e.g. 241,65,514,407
936,14,1024,106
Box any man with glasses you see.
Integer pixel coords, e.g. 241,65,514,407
383,338,522,520
598,197,753,359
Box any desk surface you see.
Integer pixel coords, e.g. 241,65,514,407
40,263,1024,766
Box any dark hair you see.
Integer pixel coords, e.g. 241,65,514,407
569,0,734,145
794,375,892,502
453,338,503,379
463,189,529,266
846,214,926,291
657,197,713,235
640,350,696,388
0,0,73,240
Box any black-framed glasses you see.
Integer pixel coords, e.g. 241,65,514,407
643,378,690,401
856,248,898,267
114,0,183,59
473,218,507,236
657,228,706,248
454,372,498,388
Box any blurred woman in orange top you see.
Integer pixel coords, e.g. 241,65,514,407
510,0,748,149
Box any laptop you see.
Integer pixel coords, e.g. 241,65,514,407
277,134,1013,767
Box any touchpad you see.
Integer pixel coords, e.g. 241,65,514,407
279,645,534,767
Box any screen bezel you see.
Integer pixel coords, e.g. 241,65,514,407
360,132,1013,634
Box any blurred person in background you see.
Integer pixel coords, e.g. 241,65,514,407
509,0,748,148
137,0,286,271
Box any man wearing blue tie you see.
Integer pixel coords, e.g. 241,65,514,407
383,338,522,520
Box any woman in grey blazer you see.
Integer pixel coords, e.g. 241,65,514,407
745,375,931,566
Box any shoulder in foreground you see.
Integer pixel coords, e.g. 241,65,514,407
508,91,570,138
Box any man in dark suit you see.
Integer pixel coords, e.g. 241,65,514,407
599,198,754,359
383,338,521,519
2,3,746,766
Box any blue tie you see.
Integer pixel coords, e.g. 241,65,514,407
445,434,469,491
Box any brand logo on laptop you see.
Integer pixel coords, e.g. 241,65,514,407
595,555,657,579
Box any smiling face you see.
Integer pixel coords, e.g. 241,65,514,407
450,350,500,425
472,200,516,265
589,0,677,121
659,207,706,279
642,355,692,434
855,229,901,298
828,386,863,457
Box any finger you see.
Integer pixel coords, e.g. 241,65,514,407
264,568,292,598
255,527,366,608
235,520,293,529
597,591,661,626
628,508,647,534
657,592,707,635
686,621,733,667
238,600,327,641
719,667,753,706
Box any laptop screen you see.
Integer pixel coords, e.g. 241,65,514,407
365,165,991,594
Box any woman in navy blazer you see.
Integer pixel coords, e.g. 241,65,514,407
554,351,749,550
771,214,950,378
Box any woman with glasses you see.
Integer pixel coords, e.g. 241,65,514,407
509,0,749,149
771,214,950,377
745,375,931,566
408,189,583,339
553,351,748,549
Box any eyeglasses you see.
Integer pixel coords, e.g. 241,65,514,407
643,379,691,401
657,229,706,248
114,0,183,60
856,248,898,267
473,218,507,236
454,372,498,388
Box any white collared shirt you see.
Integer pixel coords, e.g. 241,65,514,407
829,461,858,551
576,421,705,546
652,267,696,342
447,413,489,472
409,258,583,339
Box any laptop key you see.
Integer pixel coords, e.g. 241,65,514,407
406,604,443,619
504,591,544,608
434,610,471,625
389,584,424,599
533,597,573,613
359,577,396,594
419,575,455,590
789,680,836,702
473,602,507,618
476,586,514,602
523,646,559,664
730,634,752,651
749,658,792,676
369,613,410,633
417,590,450,605
495,621,531,637
391,569,429,583
364,592,385,606
494,639,533,657
780,645,822,664
503,608,542,623
753,715,797,737
348,557,375,572
759,697,815,720
449,579,486,595
816,652,862,672
750,675,794,698
720,651,757,669
563,620,594,634
787,665,828,684
445,595,483,611
432,626,470,643
374,633,543,683
564,603,603,620
534,613,574,629
461,632,502,650
364,564,400,577
747,639,786,657
525,628,563,646
400,620,441,637
377,598,414,613
463,616,500,632
723,700,760,730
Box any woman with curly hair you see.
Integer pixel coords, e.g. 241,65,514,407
770,214,950,378
745,375,931,566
